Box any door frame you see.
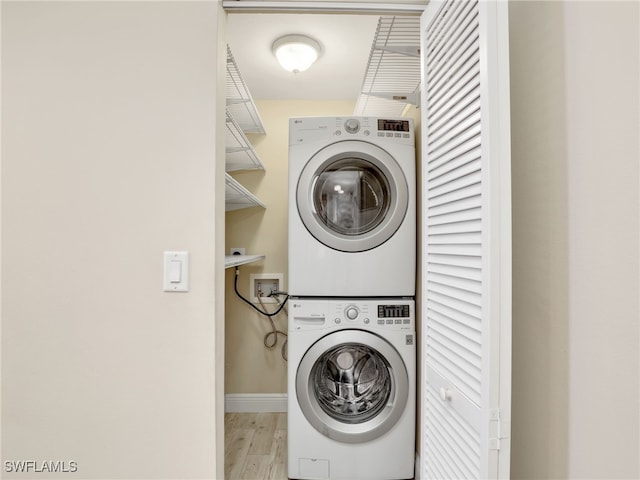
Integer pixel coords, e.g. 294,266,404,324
222,1,427,14
218,1,426,477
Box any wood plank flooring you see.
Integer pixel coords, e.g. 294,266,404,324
226,412,416,480
225,412,288,480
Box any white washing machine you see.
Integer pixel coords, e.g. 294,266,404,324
288,298,416,480
288,117,416,297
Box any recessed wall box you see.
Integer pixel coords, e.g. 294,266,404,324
249,273,284,304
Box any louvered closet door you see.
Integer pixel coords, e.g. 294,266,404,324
420,1,512,479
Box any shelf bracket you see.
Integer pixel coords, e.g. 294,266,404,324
363,90,420,107
374,45,420,57
226,146,252,154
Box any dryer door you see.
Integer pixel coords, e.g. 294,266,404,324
296,140,409,252
296,329,409,443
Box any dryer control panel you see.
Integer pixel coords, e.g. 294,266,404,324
289,298,415,331
289,116,414,146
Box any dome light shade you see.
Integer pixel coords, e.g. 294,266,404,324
272,35,321,73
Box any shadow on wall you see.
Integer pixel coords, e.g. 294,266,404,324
509,1,569,478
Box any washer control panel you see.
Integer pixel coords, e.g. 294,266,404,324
290,298,414,331
289,116,414,145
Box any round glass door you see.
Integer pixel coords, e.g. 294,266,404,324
296,330,409,443
312,343,392,423
312,158,390,237
297,141,408,252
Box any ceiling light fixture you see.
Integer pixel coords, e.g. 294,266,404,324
272,34,321,74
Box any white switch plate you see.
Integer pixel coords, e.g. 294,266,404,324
164,251,189,292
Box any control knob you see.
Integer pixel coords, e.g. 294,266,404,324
345,306,359,320
344,119,361,134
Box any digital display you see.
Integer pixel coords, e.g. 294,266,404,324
378,305,410,318
378,119,410,132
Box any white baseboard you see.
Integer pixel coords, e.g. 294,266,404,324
225,393,288,413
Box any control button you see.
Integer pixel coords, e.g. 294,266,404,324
345,306,359,320
395,132,402,137
334,318,341,324
363,130,370,136
395,319,402,324
403,319,410,324
377,319,385,325
386,132,393,137
334,130,342,136
363,318,370,324
403,133,410,138
378,132,385,137
344,119,361,134
386,319,393,325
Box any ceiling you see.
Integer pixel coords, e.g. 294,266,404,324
226,13,380,101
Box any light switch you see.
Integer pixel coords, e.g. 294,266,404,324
164,251,189,292
169,260,182,283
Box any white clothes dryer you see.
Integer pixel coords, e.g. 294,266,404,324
288,298,416,480
288,117,416,297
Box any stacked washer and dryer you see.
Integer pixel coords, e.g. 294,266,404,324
287,116,416,480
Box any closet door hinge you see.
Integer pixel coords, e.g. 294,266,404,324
488,409,510,451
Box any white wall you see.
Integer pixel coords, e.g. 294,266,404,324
509,1,639,478
564,2,639,478
509,2,570,476
1,2,223,478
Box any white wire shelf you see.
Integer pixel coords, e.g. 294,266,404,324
224,254,266,269
226,45,266,134
225,173,266,212
354,16,421,117
226,111,265,172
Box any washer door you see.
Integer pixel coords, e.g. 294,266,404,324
296,330,409,443
297,141,409,252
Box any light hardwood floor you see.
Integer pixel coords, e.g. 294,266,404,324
225,412,288,480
